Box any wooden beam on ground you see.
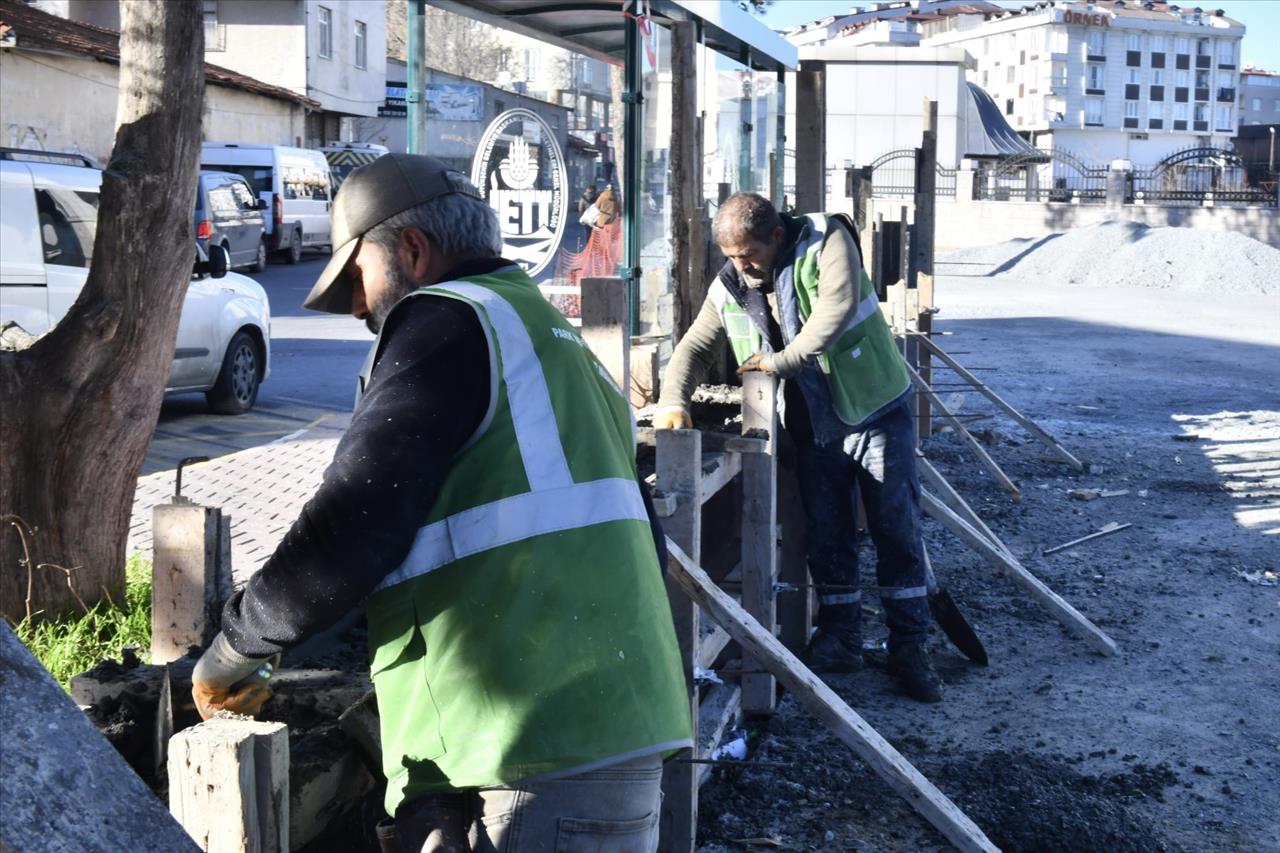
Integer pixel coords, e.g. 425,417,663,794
665,541,999,853
656,428,703,853
739,373,778,714
907,364,1022,501
1043,522,1133,556
580,277,630,397
912,333,1085,471
695,682,743,788
916,455,1013,560
168,716,289,853
920,490,1118,656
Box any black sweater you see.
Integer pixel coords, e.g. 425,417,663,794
221,261,662,659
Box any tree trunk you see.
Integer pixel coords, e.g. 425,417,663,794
0,0,205,621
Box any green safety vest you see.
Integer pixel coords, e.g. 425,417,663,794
707,212,910,429
361,266,692,813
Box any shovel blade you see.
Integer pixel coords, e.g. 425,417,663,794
929,589,988,666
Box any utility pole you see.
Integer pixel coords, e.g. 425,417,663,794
1269,126,1275,178
406,0,427,154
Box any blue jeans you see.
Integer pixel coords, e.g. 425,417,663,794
792,398,930,652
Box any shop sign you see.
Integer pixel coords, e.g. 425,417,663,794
470,109,567,278
1062,10,1110,26
380,84,407,118
426,84,484,121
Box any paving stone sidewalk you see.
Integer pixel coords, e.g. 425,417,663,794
127,414,351,586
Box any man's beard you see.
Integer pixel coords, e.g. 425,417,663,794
365,260,419,335
741,268,773,290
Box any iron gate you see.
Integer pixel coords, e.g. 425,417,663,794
976,149,1107,203
868,148,957,199
1132,146,1275,206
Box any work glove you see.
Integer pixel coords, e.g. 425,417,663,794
653,406,692,430
192,632,277,721
736,351,775,376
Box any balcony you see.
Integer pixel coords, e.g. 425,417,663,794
1194,120,1209,131
1195,54,1211,69
1217,87,1236,102
1194,87,1210,102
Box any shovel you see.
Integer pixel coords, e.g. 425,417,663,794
922,543,988,666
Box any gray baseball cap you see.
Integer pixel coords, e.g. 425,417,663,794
302,153,483,314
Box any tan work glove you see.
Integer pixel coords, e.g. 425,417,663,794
653,406,692,430
736,352,775,376
192,632,277,721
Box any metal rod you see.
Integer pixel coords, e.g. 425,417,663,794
675,758,793,768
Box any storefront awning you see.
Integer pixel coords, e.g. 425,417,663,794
430,0,796,71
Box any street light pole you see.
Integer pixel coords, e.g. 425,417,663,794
1269,126,1275,178
406,0,427,154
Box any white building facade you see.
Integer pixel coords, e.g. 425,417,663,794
921,0,1246,164
1238,67,1280,127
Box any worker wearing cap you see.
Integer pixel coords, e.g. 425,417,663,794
654,192,941,704
191,154,691,850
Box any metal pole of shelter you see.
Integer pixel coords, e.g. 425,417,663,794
406,0,427,154
622,9,642,334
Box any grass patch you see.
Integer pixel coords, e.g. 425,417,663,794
13,554,152,690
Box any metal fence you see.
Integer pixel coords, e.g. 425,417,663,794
974,149,1108,203
868,149,957,199
1131,146,1275,206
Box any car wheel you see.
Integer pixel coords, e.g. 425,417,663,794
284,229,302,264
206,331,261,415
249,239,267,272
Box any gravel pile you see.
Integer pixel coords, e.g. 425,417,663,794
938,220,1280,295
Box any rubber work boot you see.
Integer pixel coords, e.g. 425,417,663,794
808,627,866,673
886,643,943,703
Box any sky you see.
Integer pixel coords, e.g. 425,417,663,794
759,0,1280,69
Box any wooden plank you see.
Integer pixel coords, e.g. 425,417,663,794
666,541,1000,853
916,455,1013,560
580,276,630,396
655,428,702,853
907,363,1022,501
777,443,813,655
913,99,938,281
913,333,1085,471
669,20,700,338
921,490,1118,656
699,451,743,504
916,309,933,441
168,717,289,853
695,682,743,788
739,373,778,715
1043,522,1133,556
152,503,223,665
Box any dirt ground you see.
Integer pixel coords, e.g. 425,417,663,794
695,271,1280,852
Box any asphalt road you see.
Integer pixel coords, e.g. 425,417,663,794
143,250,372,476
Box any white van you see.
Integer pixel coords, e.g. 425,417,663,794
200,142,332,264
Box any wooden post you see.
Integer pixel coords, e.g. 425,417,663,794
169,717,290,853
913,100,939,441
739,373,777,714
669,20,702,338
580,276,630,397
777,439,812,655
794,62,825,214
666,541,1000,853
151,503,231,664
656,429,702,853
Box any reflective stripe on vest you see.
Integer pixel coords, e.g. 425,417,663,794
372,281,648,593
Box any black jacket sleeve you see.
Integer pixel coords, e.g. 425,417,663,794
220,297,490,658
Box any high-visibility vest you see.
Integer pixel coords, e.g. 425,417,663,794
360,266,692,812
707,212,910,429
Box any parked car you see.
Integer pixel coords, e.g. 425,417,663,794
195,170,268,272
0,153,271,414
200,142,332,264
320,141,388,193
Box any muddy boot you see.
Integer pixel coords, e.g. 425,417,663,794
808,624,865,673
886,643,943,703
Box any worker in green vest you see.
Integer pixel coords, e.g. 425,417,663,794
191,154,692,850
655,192,942,704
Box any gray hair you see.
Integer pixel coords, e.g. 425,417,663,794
712,192,782,245
366,192,504,261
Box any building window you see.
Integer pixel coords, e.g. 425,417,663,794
1175,87,1189,103
1194,103,1207,122
1174,103,1187,120
202,0,224,52
1005,98,1014,116
1049,28,1068,54
1216,105,1231,129
318,6,332,59
1126,84,1140,100
1126,51,1141,67
1152,69,1164,85
1126,34,1141,51
982,70,989,87
1125,101,1139,119
1176,53,1190,70
1085,97,1104,125
1149,118,1163,129
1217,40,1235,67
1087,64,1105,92
1007,65,1016,84
1151,52,1165,69
1127,68,1141,84
1195,70,1209,89
1250,97,1262,111
523,49,540,82
1196,38,1210,57
1175,37,1190,54
1275,99,1280,111
1051,62,1068,88
1150,35,1165,53
1176,69,1190,87
354,20,367,69
1151,85,1164,101
1087,29,1105,58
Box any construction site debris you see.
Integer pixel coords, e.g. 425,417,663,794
1044,522,1134,556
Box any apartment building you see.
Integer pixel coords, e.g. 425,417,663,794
26,0,387,147
1238,67,1280,127
920,0,1246,163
